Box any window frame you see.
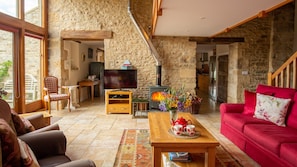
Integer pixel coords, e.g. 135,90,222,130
0,0,48,113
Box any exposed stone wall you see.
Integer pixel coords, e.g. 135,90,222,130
48,0,197,99
132,0,153,37
270,4,295,71
48,0,152,98
218,3,294,102
153,37,197,93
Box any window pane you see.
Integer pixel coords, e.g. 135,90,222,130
25,36,41,104
0,30,14,107
25,0,41,26
0,0,18,17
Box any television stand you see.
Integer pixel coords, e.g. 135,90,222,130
105,90,132,114
111,89,130,92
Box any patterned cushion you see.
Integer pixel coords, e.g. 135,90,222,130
0,118,21,167
21,117,35,132
11,110,35,136
11,110,27,136
254,93,291,126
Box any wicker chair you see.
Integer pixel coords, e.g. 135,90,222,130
43,76,70,114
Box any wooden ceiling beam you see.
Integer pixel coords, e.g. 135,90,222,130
189,37,244,44
60,30,113,40
212,0,293,37
152,0,162,34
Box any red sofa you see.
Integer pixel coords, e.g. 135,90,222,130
220,84,297,167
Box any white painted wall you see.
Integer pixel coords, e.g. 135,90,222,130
63,40,99,102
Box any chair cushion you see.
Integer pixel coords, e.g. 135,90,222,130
0,118,21,167
224,113,273,132
254,93,291,126
244,124,297,155
38,155,71,167
44,93,69,101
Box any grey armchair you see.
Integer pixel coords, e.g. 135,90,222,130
0,98,96,167
0,98,59,137
19,130,96,167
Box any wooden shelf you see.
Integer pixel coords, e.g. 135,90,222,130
105,90,132,114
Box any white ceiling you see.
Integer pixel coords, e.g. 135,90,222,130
154,0,291,37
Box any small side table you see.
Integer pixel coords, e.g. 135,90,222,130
62,85,80,110
78,80,100,102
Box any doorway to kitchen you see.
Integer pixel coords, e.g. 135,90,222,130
60,30,113,102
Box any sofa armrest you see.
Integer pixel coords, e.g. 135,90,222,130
19,130,66,159
56,159,96,167
220,103,244,114
24,113,45,129
19,123,60,138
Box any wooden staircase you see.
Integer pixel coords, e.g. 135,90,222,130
268,51,297,89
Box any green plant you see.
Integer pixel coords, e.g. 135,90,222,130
0,60,12,82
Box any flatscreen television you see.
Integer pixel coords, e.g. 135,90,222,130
103,69,137,89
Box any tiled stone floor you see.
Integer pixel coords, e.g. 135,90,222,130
49,91,260,167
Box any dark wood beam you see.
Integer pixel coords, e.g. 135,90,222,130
189,37,244,44
61,30,113,40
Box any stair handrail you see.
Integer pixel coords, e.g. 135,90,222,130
268,51,297,88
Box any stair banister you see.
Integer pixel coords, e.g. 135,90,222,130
268,51,297,88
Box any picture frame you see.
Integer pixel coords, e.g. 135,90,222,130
88,48,93,59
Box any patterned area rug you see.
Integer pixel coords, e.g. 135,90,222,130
114,129,242,167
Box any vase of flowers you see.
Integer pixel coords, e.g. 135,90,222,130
158,86,194,125
169,109,178,124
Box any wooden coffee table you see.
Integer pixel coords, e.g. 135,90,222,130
148,112,219,167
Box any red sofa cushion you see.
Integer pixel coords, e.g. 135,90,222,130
256,84,296,100
224,113,273,132
244,124,297,155
280,143,297,166
243,90,256,115
287,93,297,129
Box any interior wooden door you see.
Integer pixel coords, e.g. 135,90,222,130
209,56,217,101
217,55,228,103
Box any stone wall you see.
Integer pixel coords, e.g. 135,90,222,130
48,0,197,99
48,0,294,103
153,37,197,93
218,3,294,102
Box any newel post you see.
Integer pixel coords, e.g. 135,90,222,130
267,72,272,86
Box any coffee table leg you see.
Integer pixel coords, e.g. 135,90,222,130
206,147,216,167
152,147,162,167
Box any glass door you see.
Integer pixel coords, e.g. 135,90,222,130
25,35,42,104
0,29,14,107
